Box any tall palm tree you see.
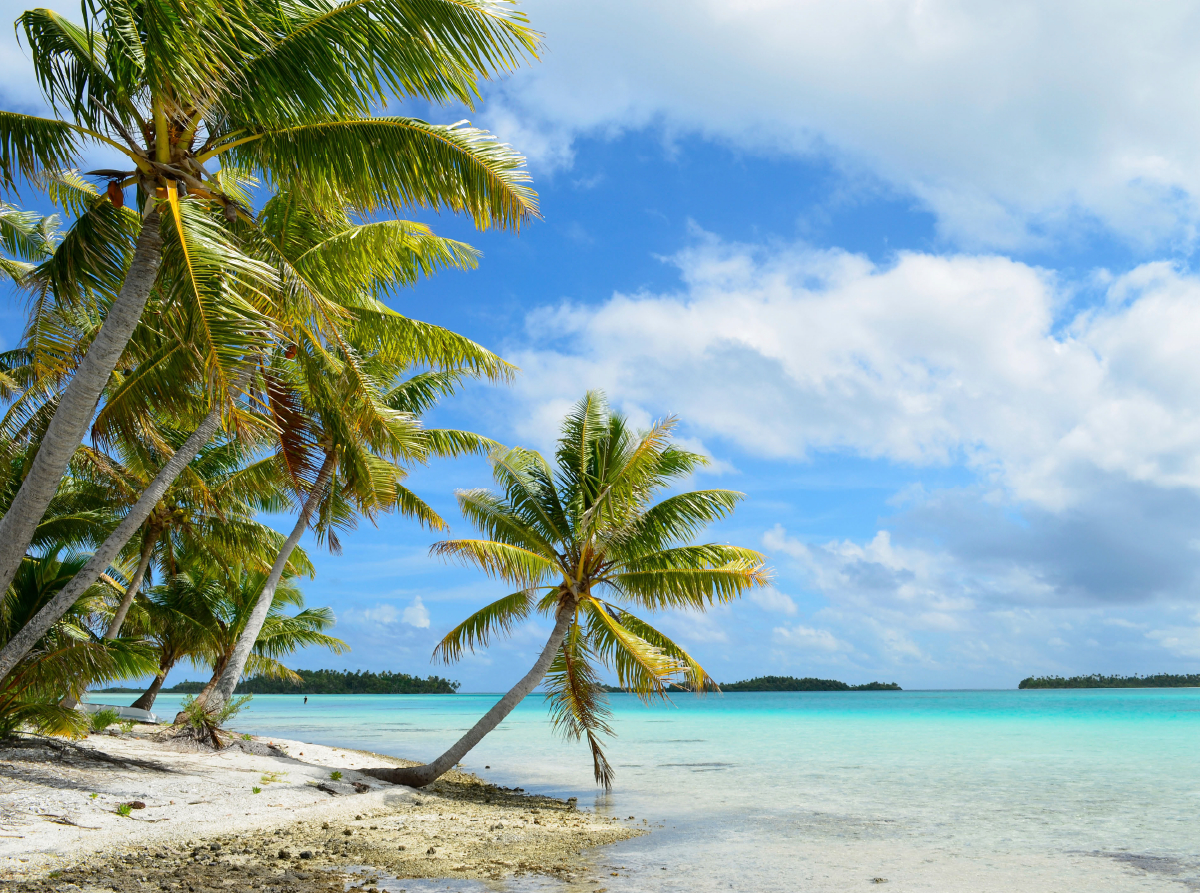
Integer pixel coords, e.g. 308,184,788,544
364,392,770,789
206,349,501,712
0,0,541,602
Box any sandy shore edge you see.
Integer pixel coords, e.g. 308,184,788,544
0,725,643,892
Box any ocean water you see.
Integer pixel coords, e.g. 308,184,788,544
152,689,1200,892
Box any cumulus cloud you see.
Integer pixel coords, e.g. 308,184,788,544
402,596,431,629
337,598,431,629
479,0,1200,248
511,233,1200,511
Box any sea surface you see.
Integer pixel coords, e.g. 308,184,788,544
152,689,1200,892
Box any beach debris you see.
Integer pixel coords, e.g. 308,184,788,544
871,879,889,884
125,801,147,810
426,846,437,855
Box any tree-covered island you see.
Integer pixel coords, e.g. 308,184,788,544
1019,674,1200,689
101,669,460,696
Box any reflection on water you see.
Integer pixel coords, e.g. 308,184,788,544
152,689,1200,892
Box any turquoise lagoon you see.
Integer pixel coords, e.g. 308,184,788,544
153,689,1200,891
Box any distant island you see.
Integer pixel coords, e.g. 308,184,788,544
1019,673,1200,689
600,675,901,693
100,669,460,696
721,675,901,691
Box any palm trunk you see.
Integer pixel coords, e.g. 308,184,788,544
207,451,335,712
363,603,574,788
59,528,158,711
130,670,168,711
0,209,162,599
0,386,233,681
192,658,226,709
105,533,156,640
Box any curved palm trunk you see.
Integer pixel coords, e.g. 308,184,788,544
131,667,170,711
0,387,229,681
207,452,335,712
363,604,573,788
0,210,162,599
105,533,156,640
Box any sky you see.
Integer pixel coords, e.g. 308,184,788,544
7,0,1200,690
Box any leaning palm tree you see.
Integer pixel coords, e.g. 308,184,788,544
364,392,770,789
0,0,541,601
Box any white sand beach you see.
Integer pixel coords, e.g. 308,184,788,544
0,725,640,892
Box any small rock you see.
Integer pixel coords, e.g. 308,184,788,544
299,851,312,860
343,829,352,836
209,843,221,851
277,850,290,859
355,815,363,821
398,845,406,851
426,847,437,855
125,801,147,810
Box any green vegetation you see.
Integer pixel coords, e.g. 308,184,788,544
103,669,461,695
370,393,770,790
236,669,459,694
88,708,121,732
1019,674,1200,689
719,676,902,692
115,804,132,817
0,0,541,743
175,694,253,748
329,771,343,781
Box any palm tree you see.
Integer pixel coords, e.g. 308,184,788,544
205,350,501,713
180,562,346,708
364,392,770,789
0,0,541,602
0,550,155,735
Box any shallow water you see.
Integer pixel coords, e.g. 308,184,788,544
151,689,1200,892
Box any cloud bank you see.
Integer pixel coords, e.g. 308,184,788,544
482,0,1200,249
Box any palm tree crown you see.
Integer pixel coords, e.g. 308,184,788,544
422,391,770,786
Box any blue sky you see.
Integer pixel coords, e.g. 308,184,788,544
7,1,1200,690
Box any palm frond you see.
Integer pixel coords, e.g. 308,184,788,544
433,588,533,663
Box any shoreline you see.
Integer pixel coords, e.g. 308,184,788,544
0,725,641,891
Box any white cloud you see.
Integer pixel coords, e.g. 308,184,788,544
772,624,851,653
402,596,431,629
340,604,398,625
511,233,1200,510
480,0,1200,248
749,586,798,616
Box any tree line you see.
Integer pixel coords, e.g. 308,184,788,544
1019,674,1200,689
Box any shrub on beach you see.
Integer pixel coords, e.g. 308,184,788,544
88,708,121,733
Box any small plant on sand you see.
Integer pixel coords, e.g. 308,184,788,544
115,803,132,817
261,772,285,784
88,793,98,800
329,771,343,781
174,694,253,748
241,733,252,741
88,708,120,733
117,720,134,734
252,786,262,794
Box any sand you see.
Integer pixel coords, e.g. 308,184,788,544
0,725,641,891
